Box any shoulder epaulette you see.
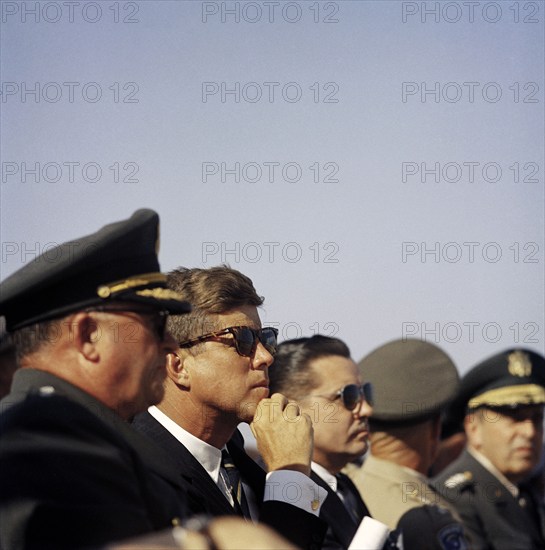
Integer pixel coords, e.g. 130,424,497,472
443,471,473,489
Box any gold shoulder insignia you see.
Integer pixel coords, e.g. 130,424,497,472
444,471,472,489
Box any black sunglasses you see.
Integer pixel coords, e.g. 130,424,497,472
312,383,373,411
85,307,169,341
178,325,279,357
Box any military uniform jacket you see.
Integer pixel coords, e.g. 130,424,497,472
433,449,545,550
132,411,326,550
348,454,459,529
0,369,187,550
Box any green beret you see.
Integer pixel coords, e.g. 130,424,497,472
359,339,459,423
0,209,191,331
458,349,545,411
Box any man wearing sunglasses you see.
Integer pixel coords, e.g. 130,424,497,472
268,335,374,550
132,266,327,549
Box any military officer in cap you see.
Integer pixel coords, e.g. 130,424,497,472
0,210,195,549
347,338,469,548
433,348,545,550
0,210,295,550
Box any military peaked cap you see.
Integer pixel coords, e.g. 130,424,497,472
0,209,191,331
458,348,545,410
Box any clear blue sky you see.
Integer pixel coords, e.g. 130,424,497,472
1,0,543,373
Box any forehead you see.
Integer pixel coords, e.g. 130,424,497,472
309,355,361,390
214,304,262,329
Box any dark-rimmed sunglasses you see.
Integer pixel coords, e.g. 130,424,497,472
178,326,278,357
85,307,169,341
335,383,373,410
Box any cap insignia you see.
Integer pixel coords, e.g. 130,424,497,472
508,351,532,378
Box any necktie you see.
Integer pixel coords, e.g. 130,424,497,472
336,472,365,525
221,449,251,519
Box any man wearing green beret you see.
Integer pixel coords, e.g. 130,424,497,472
433,349,545,550
347,339,470,549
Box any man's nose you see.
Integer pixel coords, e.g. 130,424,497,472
252,341,275,369
354,397,372,418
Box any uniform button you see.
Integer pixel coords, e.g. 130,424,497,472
38,386,55,396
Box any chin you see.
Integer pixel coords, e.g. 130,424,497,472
348,441,368,458
517,460,537,474
253,387,270,400
238,401,259,423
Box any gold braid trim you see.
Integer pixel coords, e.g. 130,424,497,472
97,273,167,298
135,288,186,301
469,384,545,409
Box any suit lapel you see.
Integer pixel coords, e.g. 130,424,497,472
338,471,370,520
132,411,236,517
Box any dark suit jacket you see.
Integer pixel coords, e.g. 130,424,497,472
0,369,187,550
433,449,545,550
132,411,326,550
310,470,370,550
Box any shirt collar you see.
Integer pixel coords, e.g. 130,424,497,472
148,405,223,483
311,461,337,492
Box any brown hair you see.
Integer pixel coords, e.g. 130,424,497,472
166,266,263,345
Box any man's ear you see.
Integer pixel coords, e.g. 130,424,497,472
71,312,101,362
464,410,481,449
166,352,191,389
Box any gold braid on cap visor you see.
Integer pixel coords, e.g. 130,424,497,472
96,273,167,298
468,384,545,409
